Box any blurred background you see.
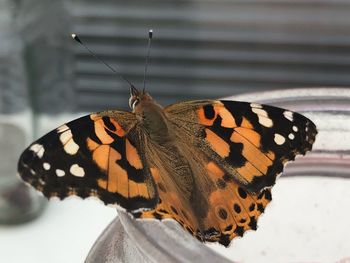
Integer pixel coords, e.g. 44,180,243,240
0,0,350,262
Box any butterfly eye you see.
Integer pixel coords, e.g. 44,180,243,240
132,99,140,109
129,97,140,110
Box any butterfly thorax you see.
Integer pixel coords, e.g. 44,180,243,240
134,95,195,196
134,93,173,145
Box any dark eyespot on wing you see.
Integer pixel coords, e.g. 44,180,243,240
203,104,215,119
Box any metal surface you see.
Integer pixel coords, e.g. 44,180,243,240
85,88,350,263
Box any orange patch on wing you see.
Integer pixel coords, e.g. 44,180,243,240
137,183,150,199
90,114,99,121
92,145,110,172
107,148,123,194
126,139,143,169
150,167,160,180
208,189,225,204
197,107,217,126
87,137,100,151
97,179,107,189
216,104,237,128
206,161,225,178
128,180,139,198
241,117,254,129
95,119,114,144
129,179,149,199
129,180,150,198
266,151,275,160
235,127,261,148
207,190,235,230
236,162,262,183
109,118,125,137
231,131,272,174
205,129,230,158
116,170,129,197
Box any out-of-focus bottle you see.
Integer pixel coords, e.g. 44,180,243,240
0,0,46,224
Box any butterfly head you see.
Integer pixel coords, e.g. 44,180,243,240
129,86,155,113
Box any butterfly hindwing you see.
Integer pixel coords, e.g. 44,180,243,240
18,112,158,211
166,100,317,193
202,160,272,246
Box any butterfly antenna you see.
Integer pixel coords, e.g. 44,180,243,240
142,29,153,93
71,33,135,89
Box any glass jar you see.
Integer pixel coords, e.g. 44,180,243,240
86,88,350,263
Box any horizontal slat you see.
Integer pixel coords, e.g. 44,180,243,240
64,0,350,112
73,25,350,46
73,46,350,66
70,2,350,27
75,61,350,84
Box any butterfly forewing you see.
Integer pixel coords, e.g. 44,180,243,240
166,100,317,193
18,112,158,211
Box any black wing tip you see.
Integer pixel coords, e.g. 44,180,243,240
17,148,38,182
306,118,318,146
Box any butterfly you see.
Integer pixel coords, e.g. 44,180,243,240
17,85,317,247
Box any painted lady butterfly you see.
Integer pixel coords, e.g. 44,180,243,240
18,85,317,247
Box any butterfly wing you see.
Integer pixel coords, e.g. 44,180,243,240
18,111,158,211
132,153,273,247
18,98,317,247
165,99,317,193
162,100,317,246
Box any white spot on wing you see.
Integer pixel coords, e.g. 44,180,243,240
64,139,80,155
70,164,85,177
56,169,65,177
37,148,45,158
29,144,41,152
288,133,295,140
252,108,273,127
59,129,72,144
252,108,268,117
293,126,298,132
250,103,262,109
57,124,69,133
283,111,294,122
274,133,286,145
30,143,45,158
43,163,51,170
258,116,273,128
59,129,79,155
